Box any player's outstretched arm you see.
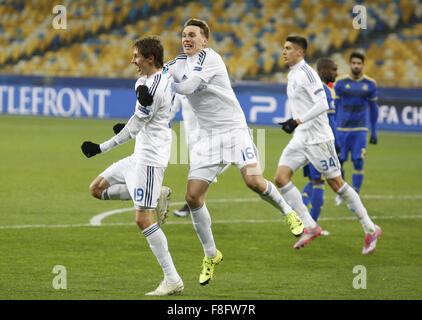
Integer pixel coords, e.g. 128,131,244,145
82,84,154,158
171,75,202,95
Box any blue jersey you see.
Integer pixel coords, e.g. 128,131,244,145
324,83,339,146
333,75,378,134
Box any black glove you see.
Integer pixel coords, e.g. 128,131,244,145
81,141,101,158
369,135,377,144
278,118,298,134
136,85,153,106
113,123,125,135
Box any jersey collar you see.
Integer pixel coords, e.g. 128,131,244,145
147,69,163,79
347,74,366,82
290,59,306,71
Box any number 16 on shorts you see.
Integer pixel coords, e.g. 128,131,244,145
241,147,255,161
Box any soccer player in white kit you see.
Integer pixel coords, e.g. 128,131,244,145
169,94,199,217
274,36,381,254
80,36,184,295
169,94,230,217
165,18,304,286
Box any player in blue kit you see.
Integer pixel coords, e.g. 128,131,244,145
301,58,340,230
333,52,378,205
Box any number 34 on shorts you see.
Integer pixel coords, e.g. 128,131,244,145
320,157,336,171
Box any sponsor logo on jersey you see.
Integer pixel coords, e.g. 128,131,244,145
314,88,323,95
193,66,202,71
138,105,150,115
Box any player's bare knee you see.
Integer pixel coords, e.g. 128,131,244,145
185,193,203,210
89,176,110,199
135,210,154,230
274,166,292,188
327,176,344,192
274,174,289,188
89,183,102,199
135,216,147,230
245,176,265,193
246,180,261,192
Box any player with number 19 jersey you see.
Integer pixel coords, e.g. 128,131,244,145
100,72,173,167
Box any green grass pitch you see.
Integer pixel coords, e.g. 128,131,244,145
1,115,422,300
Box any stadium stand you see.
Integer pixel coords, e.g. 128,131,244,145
0,0,421,87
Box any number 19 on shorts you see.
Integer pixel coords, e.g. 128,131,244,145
134,188,144,202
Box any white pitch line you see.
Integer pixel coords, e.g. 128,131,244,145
90,194,422,226
89,198,274,226
1,195,422,230
2,214,422,230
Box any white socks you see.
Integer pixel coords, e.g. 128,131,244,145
260,180,292,215
190,203,217,258
101,184,130,200
337,183,376,234
280,181,317,229
143,223,181,284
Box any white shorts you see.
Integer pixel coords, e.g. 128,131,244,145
278,136,341,179
100,155,166,210
188,128,259,183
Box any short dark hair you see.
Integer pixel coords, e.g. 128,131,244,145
286,35,308,54
184,18,210,39
316,58,334,72
349,51,365,63
133,36,164,68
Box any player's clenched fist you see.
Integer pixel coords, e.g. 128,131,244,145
113,123,125,135
136,85,153,106
369,135,378,145
279,118,298,134
81,141,101,158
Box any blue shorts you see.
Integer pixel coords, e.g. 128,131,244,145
303,163,323,181
337,131,367,161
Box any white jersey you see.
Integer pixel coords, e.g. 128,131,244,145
287,59,333,144
164,48,247,133
132,71,173,166
100,71,173,167
169,94,199,148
